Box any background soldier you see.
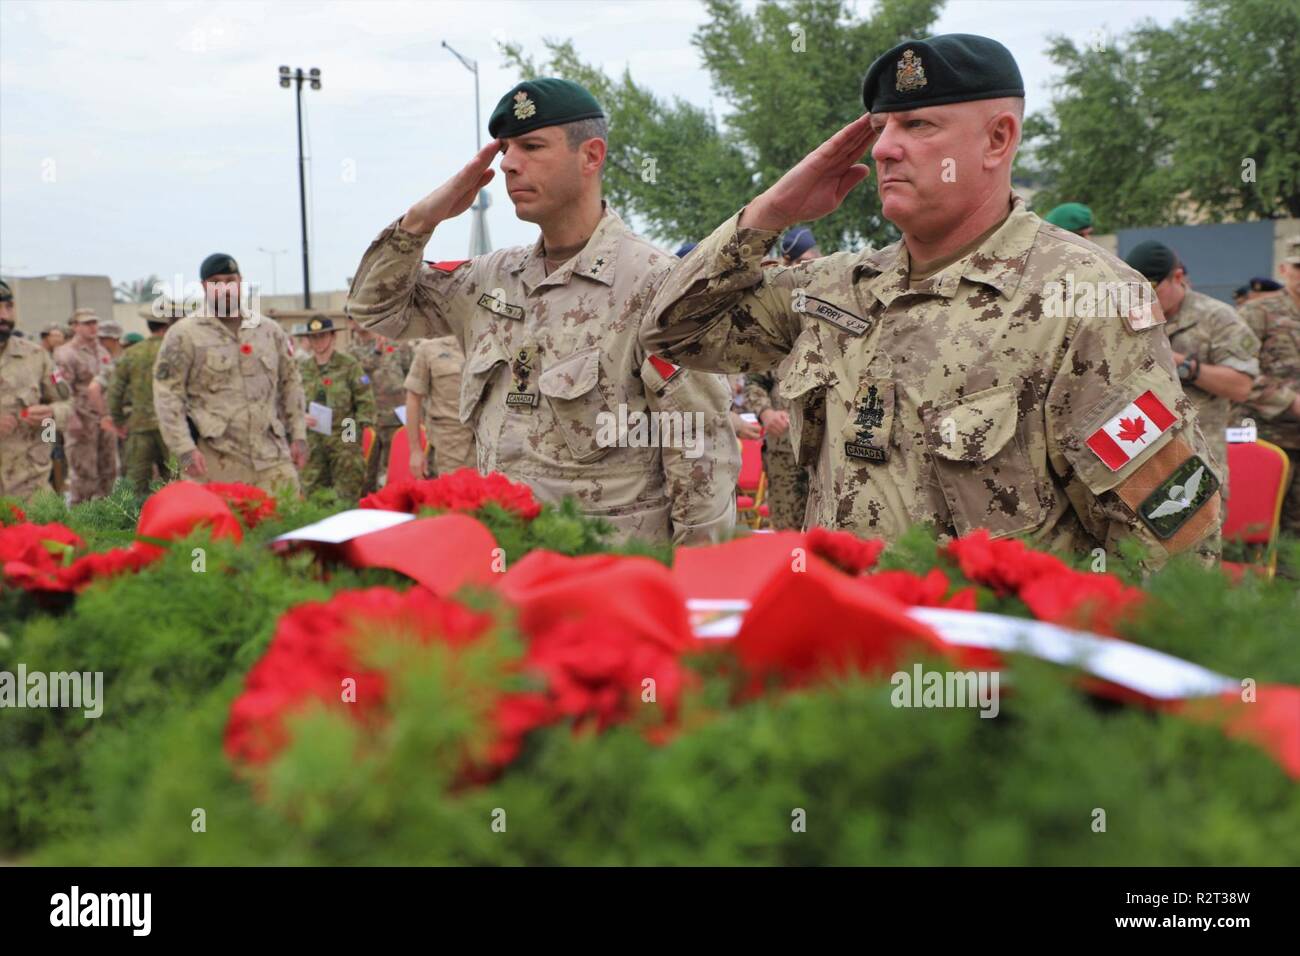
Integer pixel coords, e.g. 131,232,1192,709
299,316,375,500
404,335,476,478
347,315,413,492
643,33,1221,569
349,78,738,545
104,299,183,493
54,308,117,503
1235,236,1300,536
153,253,307,494
0,280,71,501
1124,240,1259,497
744,370,810,529
1043,202,1095,238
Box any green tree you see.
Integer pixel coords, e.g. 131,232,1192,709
1023,0,1300,228
113,275,162,304
503,0,943,252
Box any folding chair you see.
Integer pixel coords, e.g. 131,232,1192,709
1222,439,1291,580
386,425,428,486
735,437,770,529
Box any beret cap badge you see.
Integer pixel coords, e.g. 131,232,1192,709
513,90,537,120
896,49,927,92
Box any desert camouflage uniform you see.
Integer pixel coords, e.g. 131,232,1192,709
300,350,376,500
152,311,306,495
0,337,71,500
54,337,117,502
643,197,1223,570
349,204,739,545
405,336,477,476
743,370,810,529
1163,289,1259,499
349,338,413,492
107,335,170,494
1234,291,1300,534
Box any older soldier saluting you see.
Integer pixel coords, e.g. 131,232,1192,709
153,253,308,494
643,34,1222,568
0,280,71,500
349,78,738,544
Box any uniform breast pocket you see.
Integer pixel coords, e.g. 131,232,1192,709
775,331,837,467
200,348,237,391
538,346,612,463
923,383,1046,539
458,339,507,426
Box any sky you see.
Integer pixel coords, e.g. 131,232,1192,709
0,0,1192,298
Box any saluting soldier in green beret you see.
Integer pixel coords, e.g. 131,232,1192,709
349,78,739,545
299,316,376,500
643,33,1223,569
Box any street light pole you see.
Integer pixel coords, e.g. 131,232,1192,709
278,66,321,308
258,247,288,296
442,42,491,256
441,41,481,151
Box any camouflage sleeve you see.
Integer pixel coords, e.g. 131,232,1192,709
1045,306,1222,571
347,218,474,342
1237,302,1297,420
742,371,776,417
106,351,131,427
278,336,307,443
403,343,430,396
1203,304,1260,376
352,361,376,429
37,349,71,430
641,353,740,546
640,210,802,374
152,326,197,457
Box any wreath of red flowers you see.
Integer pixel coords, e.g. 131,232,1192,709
359,469,541,521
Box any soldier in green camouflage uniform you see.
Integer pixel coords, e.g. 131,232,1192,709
743,371,810,528
347,318,413,492
299,316,376,500
105,300,184,493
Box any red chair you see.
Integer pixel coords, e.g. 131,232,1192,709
735,437,770,529
361,426,376,462
1222,439,1291,580
386,425,427,486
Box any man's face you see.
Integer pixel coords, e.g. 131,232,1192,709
1154,268,1187,316
1281,261,1300,298
309,331,335,359
203,272,243,317
0,298,14,325
99,336,121,356
73,319,98,343
498,125,592,224
42,329,65,351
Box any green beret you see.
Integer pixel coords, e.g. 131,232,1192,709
200,253,240,281
1044,202,1094,233
862,34,1024,113
1124,241,1179,282
488,78,604,140
123,332,145,345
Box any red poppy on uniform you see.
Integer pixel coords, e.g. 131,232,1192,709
323,378,332,386
240,344,253,355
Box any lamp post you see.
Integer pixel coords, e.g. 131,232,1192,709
441,42,491,256
278,66,321,307
258,247,287,296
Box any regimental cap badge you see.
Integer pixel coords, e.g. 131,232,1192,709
895,49,927,93
513,90,537,120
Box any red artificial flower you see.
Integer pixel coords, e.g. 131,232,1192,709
866,568,978,610
204,482,278,528
944,530,1070,594
806,526,885,575
386,346,395,353
0,522,83,572
2,503,26,526
225,587,495,767
240,344,253,355
18,408,29,419
360,469,542,521
1019,569,1144,636
323,378,333,386
136,481,243,544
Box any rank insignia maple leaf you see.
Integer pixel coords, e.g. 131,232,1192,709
1117,415,1147,444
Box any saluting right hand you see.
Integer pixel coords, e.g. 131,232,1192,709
401,140,501,234
740,113,878,233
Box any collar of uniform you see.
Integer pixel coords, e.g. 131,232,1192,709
854,194,1033,305
513,203,623,294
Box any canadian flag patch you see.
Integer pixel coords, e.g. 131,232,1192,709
51,367,66,385
647,354,681,383
425,259,470,273
1085,390,1178,471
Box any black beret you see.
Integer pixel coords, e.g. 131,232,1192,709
0,279,12,302
863,34,1024,113
1124,241,1179,282
1249,277,1282,292
200,253,240,281
488,78,604,140
780,227,816,260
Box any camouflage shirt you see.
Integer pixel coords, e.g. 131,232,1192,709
53,337,113,421
642,196,1223,568
1235,290,1300,449
348,204,739,546
152,311,307,469
0,336,71,496
300,349,377,437
349,339,412,428
107,335,165,431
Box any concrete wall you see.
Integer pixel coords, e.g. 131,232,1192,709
1,274,115,336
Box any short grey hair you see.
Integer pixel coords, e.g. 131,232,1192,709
563,115,608,150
